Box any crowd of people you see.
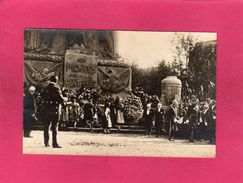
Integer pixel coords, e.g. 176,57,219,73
23,77,216,148
132,88,216,143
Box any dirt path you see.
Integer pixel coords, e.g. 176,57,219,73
23,131,215,158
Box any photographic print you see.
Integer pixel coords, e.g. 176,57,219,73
23,29,216,157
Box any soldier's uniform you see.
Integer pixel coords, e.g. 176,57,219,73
42,82,64,148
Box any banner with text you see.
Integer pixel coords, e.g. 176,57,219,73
64,52,98,89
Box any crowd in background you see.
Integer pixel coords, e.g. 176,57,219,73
25,85,216,144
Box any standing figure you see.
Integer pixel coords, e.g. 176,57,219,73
166,99,178,141
23,86,37,138
116,98,125,130
208,100,216,144
200,103,210,141
60,101,69,128
153,96,163,137
59,89,69,128
145,96,153,136
70,97,80,128
104,102,112,133
187,95,200,142
83,99,95,132
42,76,67,148
110,98,117,128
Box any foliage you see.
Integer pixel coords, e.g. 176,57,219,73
131,37,216,100
171,33,197,72
131,60,175,96
188,41,216,98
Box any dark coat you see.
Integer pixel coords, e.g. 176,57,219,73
42,83,64,122
208,106,216,131
24,91,36,113
166,106,176,121
188,104,199,128
83,102,95,121
23,91,36,129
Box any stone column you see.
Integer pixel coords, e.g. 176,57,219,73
51,31,66,55
24,29,40,50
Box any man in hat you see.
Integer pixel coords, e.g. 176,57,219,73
42,76,67,148
23,85,37,137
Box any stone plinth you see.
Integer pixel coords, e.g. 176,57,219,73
64,51,132,96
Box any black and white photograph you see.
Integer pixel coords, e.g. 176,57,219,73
23,29,216,157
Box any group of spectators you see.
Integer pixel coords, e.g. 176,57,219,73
24,82,216,145
141,94,216,143
128,87,216,143
33,85,142,134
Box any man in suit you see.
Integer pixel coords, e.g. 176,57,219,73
83,99,95,132
166,99,178,141
151,95,163,137
188,95,200,142
23,85,37,138
42,76,67,148
145,96,152,136
208,100,216,144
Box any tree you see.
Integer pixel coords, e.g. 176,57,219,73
171,33,197,71
188,41,216,99
131,59,174,96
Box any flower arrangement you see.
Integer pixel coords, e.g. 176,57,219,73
123,94,143,123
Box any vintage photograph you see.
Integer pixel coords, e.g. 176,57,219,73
23,29,216,157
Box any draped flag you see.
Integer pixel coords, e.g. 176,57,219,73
24,61,62,88
98,66,131,93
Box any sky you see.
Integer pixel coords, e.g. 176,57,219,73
116,31,216,68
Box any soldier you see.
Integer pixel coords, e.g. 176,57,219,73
42,76,67,148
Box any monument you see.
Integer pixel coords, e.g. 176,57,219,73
24,29,132,97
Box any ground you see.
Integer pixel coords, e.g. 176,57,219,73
23,131,216,158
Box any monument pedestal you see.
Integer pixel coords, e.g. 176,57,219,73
64,51,132,97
